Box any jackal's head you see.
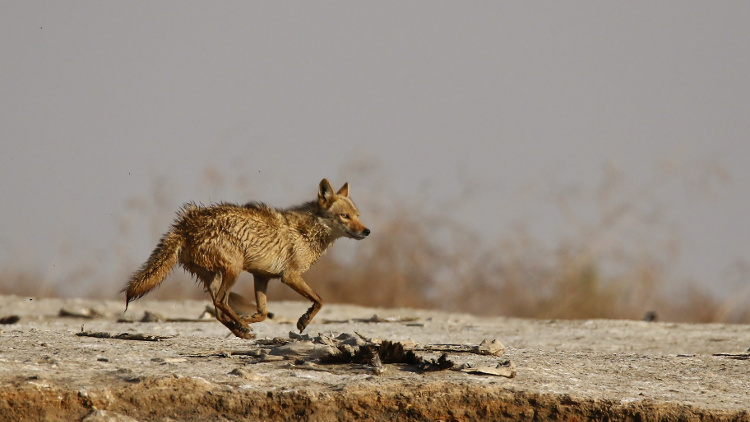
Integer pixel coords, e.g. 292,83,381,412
318,179,370,240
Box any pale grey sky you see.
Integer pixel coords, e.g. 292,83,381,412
1,2,748,298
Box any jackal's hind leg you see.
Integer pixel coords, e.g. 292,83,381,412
281,273,322,333
241,276,270,324
204,268,254,339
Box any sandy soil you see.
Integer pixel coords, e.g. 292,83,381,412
0,295,749,421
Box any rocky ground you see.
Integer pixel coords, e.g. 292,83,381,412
0,294,749,421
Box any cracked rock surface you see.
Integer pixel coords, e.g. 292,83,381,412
1,295,749,421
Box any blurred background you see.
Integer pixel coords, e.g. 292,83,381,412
2,2,748,322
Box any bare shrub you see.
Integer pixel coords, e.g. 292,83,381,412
0,266,53,298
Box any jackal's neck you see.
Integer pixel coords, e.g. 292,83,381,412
303,220,337,259
287,202,339,259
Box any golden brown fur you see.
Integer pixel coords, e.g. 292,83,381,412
124,179,370,338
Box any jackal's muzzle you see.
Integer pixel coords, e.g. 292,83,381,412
348,228,370,240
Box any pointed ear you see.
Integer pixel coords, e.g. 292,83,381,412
336,182,349,197
318,178,335,208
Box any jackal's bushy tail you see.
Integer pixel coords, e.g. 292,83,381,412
124,230,183,307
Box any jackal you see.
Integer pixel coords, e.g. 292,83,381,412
123,179,370,339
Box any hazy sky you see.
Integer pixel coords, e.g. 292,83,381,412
1,2,748,297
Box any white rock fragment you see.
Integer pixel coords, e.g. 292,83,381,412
475,339,505,356
458,360,516,378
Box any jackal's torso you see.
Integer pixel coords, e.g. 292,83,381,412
174,202,335,278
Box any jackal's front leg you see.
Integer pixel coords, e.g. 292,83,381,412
281,272,322,333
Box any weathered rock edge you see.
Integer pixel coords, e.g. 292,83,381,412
1,376,747,422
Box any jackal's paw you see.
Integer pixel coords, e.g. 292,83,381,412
241,312,267,324
296,314,310,333
228,322,255,339
232,327,255,340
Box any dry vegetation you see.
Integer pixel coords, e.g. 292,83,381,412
2,162,747,324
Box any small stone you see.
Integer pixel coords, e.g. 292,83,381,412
370,353,386,375
336,332,366,347
459,360,516,378
476,339,505,356
59,307,102,319
0,315,20,324
289,331,313,341
140,311,165,322
270,341,317,357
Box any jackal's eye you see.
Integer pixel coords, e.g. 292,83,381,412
340,213,350,220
